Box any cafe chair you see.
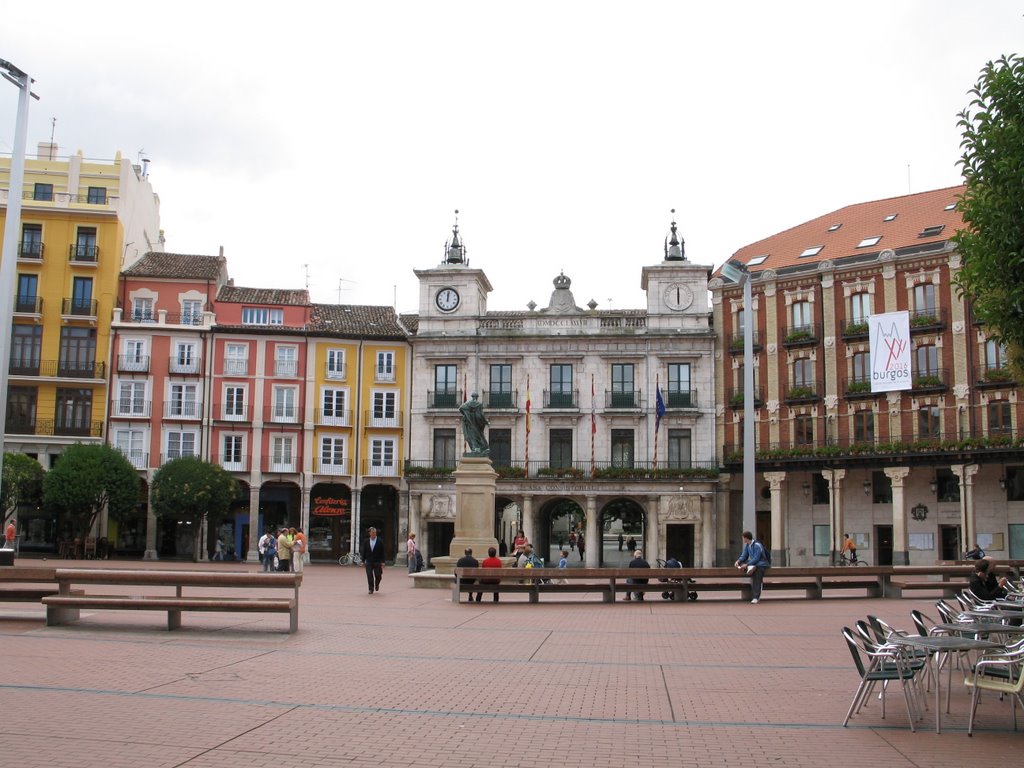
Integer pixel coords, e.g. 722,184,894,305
855,620,928,705
841,627,921,730
964,645,1024,736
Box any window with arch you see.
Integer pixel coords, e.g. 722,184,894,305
985,339,1008,371
850,292,872,324
791,300,812,331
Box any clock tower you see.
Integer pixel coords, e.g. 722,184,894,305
641,210,712,331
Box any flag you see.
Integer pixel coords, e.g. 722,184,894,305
591,375,596,435
655,385,666,433
525,375,531,435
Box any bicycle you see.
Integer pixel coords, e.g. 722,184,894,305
338,551,362,566
837,552,868,566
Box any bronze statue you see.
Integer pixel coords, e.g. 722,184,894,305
459,392,489,456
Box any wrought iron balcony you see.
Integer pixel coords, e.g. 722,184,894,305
544,389,579,409
314,457,351,475
483,390,517,409
62,298,97,317
784,382,820,404
727,386,764,409
55,360,105,379
17,241,43,259
213,403,251,422
117,355,150,373
315,408,351,427
212,454,248,472
606,389,642,409
665,389,697,409
840,319,870,339
14,295,41,314
976,365,1017,388
782,324,821,348
274,360,299,377
428,389,462,409
68,244,99,262
53,419,103,438
911,368,948,393
728,331,763,354
843,376,875,399
908,307,948,333
264,405,303,424
223,359,249,376
325,363,347,380
364,410,402,428
404,459,720,481
168,357,202,375
163,401,202,419
109,399,152,418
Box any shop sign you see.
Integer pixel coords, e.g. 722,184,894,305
312,495,350,517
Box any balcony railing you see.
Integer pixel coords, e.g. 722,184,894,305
17,241,43,259
606,390,642,409
784,382,820,404
5,416,36,435
169,357,202,375
264,406,302,424
726,386,764,409
782,323,821,348
110,399,152,418
325,363,347,380
117,355,150,373
483,390,517,409
375,367,396,383
212,454,247,472
166,311,205,326
126,310,156,324
8,359,105,379
976,365,1017,388
363,459,399,477
117,450,149,470
315,408,351,427
544,389,579,409
161,451,199,465
840,319,870,339
909,307,948,333
428,389,462,409
404,459,720,480
911,368,948,393
8,358,40,376
728,331,763,355
213,403,251,422
315,457,351,475
68,244,99,262
163,401,202,419
62,298,98,317
665,389,698,409
275,360,298,377
843,376,875,399
4,419,102,437
14,296,41,314
223,359,249,376
263,456,298,473
364,411,402,428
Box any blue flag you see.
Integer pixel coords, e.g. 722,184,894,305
655,386,666,432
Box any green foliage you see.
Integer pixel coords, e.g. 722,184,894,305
784,329,815,344
786,385,816,400
151,457,239,526
404,465,454,478
912,374,944,389
845,380,872,394
983,366,1014,382
953,54,1024,372
537,466,584,478
842,321,869,337
1,452,44,520
910,313,940,328
495,465,527,478
42,444,139,543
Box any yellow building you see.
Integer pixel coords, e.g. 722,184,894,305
0,143,162,551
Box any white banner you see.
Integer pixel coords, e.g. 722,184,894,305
869,311,912,392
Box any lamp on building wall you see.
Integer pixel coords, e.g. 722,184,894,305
911,503,929,521
929,475,938,494
999,471,1007,492
863,478,872,495
802,480,810,498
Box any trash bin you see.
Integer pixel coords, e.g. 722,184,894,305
0,548,14,566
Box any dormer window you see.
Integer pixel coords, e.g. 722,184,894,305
799,246,824,258
856,236,882,248
747,255,768,266
241,307,284,325
919,225,945,238
827,223,842,232
883,214,897,222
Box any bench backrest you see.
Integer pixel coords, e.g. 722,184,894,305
52,569,302,589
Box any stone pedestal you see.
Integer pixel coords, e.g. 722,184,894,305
431,456,499,575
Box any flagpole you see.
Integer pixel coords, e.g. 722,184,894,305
524,374,531,475
590,374,596,479
653,376,659,470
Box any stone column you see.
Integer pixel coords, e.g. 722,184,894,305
716,473,732,566
585,495,599,567
521,494,535,546
763,471,787,565
646,495,660,562
884,467,911,565
408,492,421,564
952,463,979,553
351,488,362,556
300,484,311,533
246,484,261,563
823,468,846,558
144,471,159,560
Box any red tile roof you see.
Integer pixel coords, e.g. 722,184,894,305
308,304,407,338
123,252,226,280
725,185,965,274
216,286,310,305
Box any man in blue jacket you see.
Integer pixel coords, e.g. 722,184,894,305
735,531,769,604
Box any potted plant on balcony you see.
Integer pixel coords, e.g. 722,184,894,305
495,465,527,479
842,321,869,337
911,313,939,328
784,328,815,344
845,379,872,395
912,374,943,389
983,366,1014,383
729,336,746,352
537,466,584,479
786,385,815,400
729,392,745,407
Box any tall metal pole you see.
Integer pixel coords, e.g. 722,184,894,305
0,59,35,509
742,275,755,539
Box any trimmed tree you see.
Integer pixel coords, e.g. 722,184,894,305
42,444,140,545
1,452,45,526
953,54,1024,371
150,457,240,562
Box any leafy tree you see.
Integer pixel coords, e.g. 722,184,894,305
1,452,44,525
42,444,140,544
150,457,240,561
953,54,1024,370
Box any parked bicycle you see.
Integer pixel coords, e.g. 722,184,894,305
338,551,362,566
837,552,868,566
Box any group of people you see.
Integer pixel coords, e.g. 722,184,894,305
257,527,308,573
455,546,505,602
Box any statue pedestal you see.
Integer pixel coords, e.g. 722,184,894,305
431,456,499,575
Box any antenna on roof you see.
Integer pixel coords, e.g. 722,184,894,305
907,164,912,194
49,116,56,150
337,277,357,304
303,264,310,290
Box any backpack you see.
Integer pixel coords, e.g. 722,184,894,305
754,541,771,568
415,549,424,572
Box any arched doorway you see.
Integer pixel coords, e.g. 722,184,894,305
360,484,398,561
209,480,250,561
495,496,518,556
600,498,647,566
259,482,301,533
539,497,585,566
309,482,351,561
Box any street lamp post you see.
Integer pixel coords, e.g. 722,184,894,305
721,259,756,539
0,59,38,502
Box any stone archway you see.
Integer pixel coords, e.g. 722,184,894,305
537,497,586,566
600,498,648,567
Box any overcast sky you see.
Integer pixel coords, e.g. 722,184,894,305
1,2,1020,313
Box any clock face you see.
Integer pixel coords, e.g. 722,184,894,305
436,287,460,312
664,283,693,311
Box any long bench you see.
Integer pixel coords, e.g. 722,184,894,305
41,569,302,632
0,566,62,603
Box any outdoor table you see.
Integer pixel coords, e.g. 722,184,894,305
890,635,1001,733
991,599,1024,610
930,622,1024,638
963,609,1024,623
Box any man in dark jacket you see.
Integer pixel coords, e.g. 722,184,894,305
970,558,1008,601
624,549,650,601
359,527,386,594
456,547,482,602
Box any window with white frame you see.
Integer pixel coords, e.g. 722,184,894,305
326,349,346,379
985,339,1008,371
117,381,147,416
221,434,244,469
372,391,397,424
166,430,197,460
271,435,295,471
319,436,346,473
850,292,872,324
172,341,199,373
275,345,298,376
913,283,936,314
667,429,692,469
168,383,199,417
376,351,395,381
224,385,246,420
273,386,298,421
321,388,347,425
369,437,396,475
132,297,154,322
181,299,203,325
790,300,812,331
224,343,248,375
241,307,283,326
114,428,146,468
122,338,147,368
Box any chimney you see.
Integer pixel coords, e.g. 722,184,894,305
37,142,57,160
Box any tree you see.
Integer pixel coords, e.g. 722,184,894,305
150,457,240,562
42,444,140,544
953,54,1024,371
1,452,44,525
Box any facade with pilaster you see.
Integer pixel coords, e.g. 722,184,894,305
404,217,719,568
711,185,1024,565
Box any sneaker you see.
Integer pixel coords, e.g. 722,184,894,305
623,595,632,601
745,565,755,574
750,598,759,604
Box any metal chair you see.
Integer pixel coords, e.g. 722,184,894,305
841,627,921,730
964,645,1024,736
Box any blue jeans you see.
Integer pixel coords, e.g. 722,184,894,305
750,566,766,599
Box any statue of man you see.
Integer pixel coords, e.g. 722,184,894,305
459,392,489,456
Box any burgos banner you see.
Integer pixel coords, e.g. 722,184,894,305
870,311,912,392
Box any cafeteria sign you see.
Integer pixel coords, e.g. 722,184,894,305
869,311,912,392
313,495,350,517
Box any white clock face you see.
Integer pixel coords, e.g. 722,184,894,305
436,287,460,312
664,283,693,311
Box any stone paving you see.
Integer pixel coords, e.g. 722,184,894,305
1,559,1021,767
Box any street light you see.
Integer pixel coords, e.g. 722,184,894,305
720,259,756,541
0,59,38,504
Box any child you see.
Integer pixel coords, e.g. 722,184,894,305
556,549,570,584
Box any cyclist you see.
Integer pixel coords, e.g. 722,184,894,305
840,533,858,564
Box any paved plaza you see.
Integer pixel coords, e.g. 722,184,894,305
1,560,1021,768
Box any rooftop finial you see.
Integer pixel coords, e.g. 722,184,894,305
444,209,465,264
664,208,685,261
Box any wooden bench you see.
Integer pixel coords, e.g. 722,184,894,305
41,569,302,633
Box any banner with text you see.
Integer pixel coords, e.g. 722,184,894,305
869,310,912,392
